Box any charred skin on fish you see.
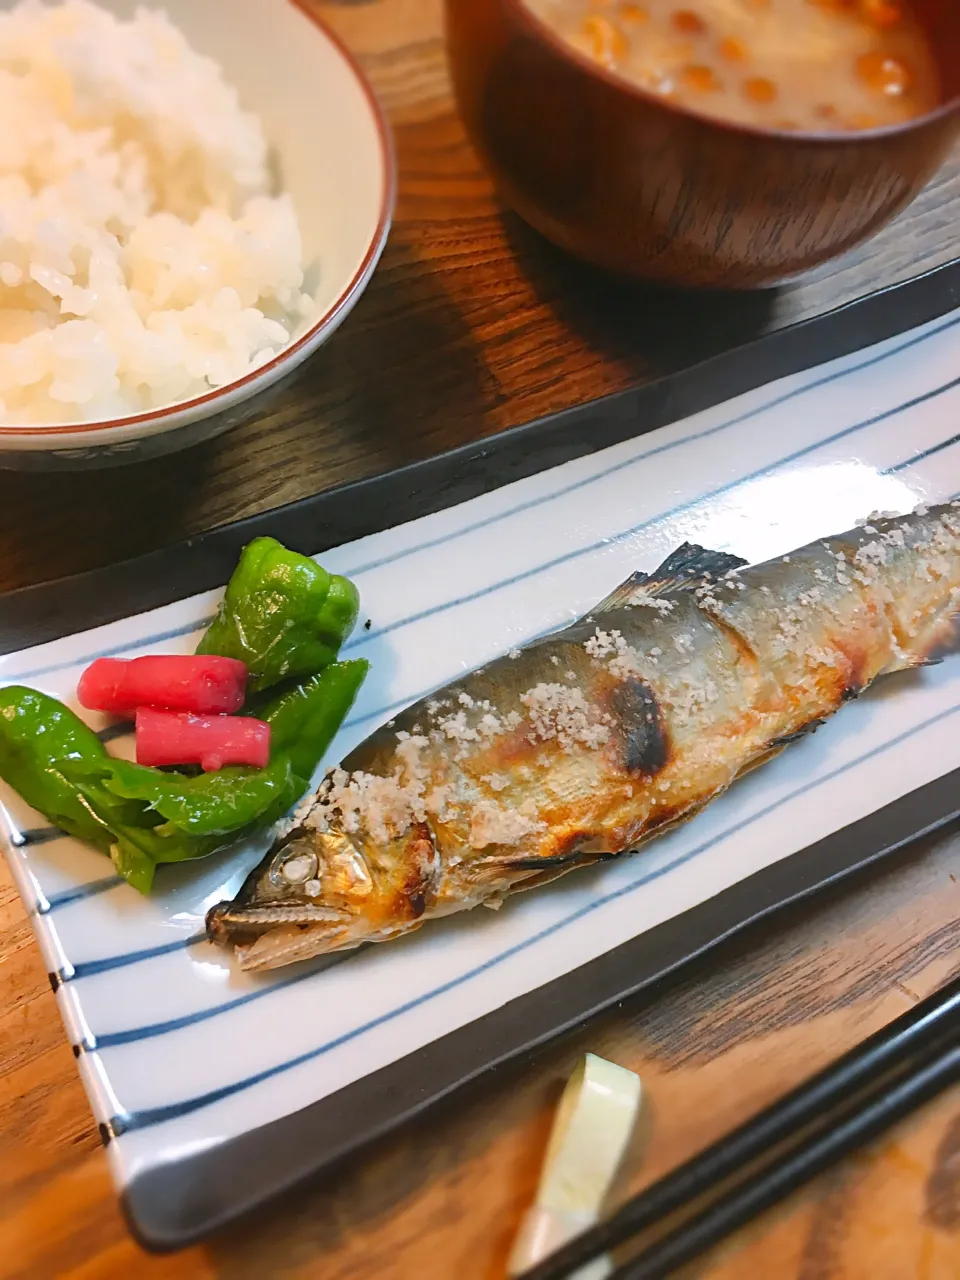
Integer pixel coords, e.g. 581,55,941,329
207,502,960,971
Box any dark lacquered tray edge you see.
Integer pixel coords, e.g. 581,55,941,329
3,257,959,1251
1,258,958,653
122,768,960,1251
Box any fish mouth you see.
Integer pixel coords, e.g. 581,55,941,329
205,900,356,972
205,898,429,972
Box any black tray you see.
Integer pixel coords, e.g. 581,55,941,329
2,260,959,1251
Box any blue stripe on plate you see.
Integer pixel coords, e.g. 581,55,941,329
101,698,960,1133
887,429,960,473
67,932,204,981
345,310,960,578
16,419,960,884
44,875,122,911
7,616,216,684
20,825,65,845
333,453,960,732
21,353,960,953
62,419,960,793
89,951,356,1049
97,723,133,745
6,310,960,686
337,371,960,658
34,449,960,932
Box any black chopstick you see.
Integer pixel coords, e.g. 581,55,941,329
609,1042,960,1280
519,974,960,1280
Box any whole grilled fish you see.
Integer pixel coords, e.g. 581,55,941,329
207,502,960,971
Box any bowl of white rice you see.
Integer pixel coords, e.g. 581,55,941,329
0,0,395,468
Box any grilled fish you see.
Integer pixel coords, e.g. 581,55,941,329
207,502,960,971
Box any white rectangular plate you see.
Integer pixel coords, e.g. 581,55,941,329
2,268,960,1249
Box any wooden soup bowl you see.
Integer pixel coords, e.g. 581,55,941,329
445,0,960,287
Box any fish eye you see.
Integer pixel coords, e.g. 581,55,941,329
277,850,319,885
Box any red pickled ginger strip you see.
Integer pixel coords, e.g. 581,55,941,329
78,655,247,717
135,707,270,773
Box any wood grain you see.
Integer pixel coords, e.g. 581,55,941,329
2,824,959,1280
2,4,960,1279
0,0,957,593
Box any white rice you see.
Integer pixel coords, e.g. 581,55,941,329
0,0,312,424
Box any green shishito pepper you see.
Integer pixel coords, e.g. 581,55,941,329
63,659,368,838
0,686,220,893
254,659,369,782
61,755,297,837
196,537,360,693
0,660,368,894
0,530,367,893
0,686,134,854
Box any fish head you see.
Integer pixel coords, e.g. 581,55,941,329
205,819,437,972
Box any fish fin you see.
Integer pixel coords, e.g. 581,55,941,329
628,751,786,849
733,744,787,776
880,606,960,675
767,720,827,749
589,544,748,614
495,849,616,872
643,542,749,593
500,851,613,894
881,652,943,675
916,609,960,670
589,571,649,613
508,862,602,893
926,609,960,662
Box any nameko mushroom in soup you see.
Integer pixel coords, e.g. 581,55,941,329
524,0,941,132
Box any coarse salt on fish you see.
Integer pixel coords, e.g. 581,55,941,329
208,502,960,972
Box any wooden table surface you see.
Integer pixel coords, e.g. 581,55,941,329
3,3,960,1278
1,0,960,594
